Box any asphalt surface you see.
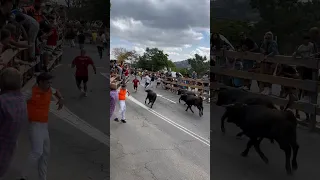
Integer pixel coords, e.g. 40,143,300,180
210,102,320,180
110,79,210,180
5,45,111,180
5,43,320,180
4,44,211,180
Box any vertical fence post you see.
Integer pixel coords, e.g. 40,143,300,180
309,58,319,131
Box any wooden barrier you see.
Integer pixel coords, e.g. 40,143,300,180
161,76,210,101
0,39,64,88
212,49,320,131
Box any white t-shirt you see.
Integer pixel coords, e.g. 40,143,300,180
101,33,106,43
297,42,314,58
145,76,151,83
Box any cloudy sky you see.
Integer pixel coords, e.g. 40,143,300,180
110,0,210,62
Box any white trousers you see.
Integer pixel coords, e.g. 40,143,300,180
119,100,126,120
21,122,50,180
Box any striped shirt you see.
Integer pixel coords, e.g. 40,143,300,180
0,91,28,177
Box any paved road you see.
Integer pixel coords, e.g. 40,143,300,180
211,103,320,180
5,45,111,180
4,45,211,180
109,79,210,180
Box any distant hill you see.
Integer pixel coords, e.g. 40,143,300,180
211,0,260,21
174,60,191,69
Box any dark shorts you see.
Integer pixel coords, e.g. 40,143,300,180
76,76,88,84
145,82,149,87
133,85,138,89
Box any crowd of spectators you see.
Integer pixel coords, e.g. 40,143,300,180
211,27,320,104
0,0,65,74
0,0,66,178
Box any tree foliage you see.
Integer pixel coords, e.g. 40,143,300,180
212,0,320,54
112,48,138,64
136,48,174,72
187,54,209,76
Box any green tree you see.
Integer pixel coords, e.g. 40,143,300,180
137,47,171,71
188,54,209,76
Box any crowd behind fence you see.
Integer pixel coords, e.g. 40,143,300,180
0,1,66,89
211,29,320,131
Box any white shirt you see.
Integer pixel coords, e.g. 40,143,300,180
101,33,106,43
145,76,151,83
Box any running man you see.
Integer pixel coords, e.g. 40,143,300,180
114,84,130,123
20,72,64,180
145,74,151,88
132,76,140,92
71,49,97,97
156,75,162,88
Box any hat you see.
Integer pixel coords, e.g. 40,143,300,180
37,72,54,82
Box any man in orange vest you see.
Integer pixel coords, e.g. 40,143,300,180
114,84,130,123
19,72,63,180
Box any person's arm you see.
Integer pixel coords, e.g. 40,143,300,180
22,89,32,101
127,90,131,96
20,25,28,41
71,58,76,68
89,58,97,74
9,39,30,48
249,42,259,52
293,45,302,58
52,87,64,110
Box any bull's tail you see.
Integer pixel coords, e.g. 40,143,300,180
283,93,295,111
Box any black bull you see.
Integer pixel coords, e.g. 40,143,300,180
215,88,299,175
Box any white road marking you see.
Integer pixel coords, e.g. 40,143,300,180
22,76,110,146
50,96,110,146
157,94,177,104
127,95,210,147
106,76,209,146
100,72,109,79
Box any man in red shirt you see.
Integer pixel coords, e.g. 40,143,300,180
132,76,140,92
71,49,97,97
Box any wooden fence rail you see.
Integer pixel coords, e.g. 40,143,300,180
0,39,64,88
212,49,320,131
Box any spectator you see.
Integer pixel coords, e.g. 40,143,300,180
239,32,259,90
15,13,40,61
260,31,279,95
78,30,85,49
101,30,107,48
0,0,13,28
3,24,30,49
0,68,27,178
110,83,118,120
96,31,104,59
0,29,16,54
43,24,58,54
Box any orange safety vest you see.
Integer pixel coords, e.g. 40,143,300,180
118,89,127,100
27,86,52,123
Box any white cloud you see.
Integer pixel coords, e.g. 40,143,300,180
110,0,210,61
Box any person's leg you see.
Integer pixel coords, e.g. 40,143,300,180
38,126,50,180
120,101,126,122
29,25,40,60
99,47,103,59
75,76,82,92
20,122,45,179
83,76,88,96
